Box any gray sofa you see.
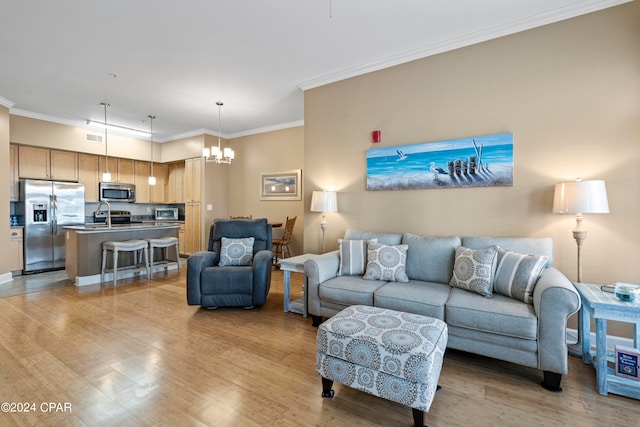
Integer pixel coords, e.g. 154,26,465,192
304,229,581,391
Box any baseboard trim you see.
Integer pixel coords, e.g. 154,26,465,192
0,272,14,285
566,327,634,350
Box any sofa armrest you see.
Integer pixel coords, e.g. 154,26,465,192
186,251,217,305
304,250,340,316
532,267,581,374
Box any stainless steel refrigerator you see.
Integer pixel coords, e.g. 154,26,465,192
20,179,85,273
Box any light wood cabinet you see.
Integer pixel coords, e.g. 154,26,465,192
10,227,24,272
183,157,202,255
98,157,135,184
150,163,168,203
18,146,50,180
117,158,135,184
184,202,201,255
18,146,78,181
168,162,185,203
10,145,19,201
50,149,79,181
134,161,151,203
78,153,100,202
184,157,201,202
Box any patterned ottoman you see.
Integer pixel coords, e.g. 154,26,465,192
316,305,447,427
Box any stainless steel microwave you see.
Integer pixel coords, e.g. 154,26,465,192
99,182,136,203
155,208,178,221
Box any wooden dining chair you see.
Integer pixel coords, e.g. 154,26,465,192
272,216,296,267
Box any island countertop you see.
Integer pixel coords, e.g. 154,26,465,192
64,223,180,285
64,222,180,233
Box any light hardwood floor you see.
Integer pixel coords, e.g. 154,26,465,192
0,269,638,427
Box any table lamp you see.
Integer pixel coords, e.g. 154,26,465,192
553,178,609,357
310,190,338,253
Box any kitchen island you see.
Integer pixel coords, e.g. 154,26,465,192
64,223,180,286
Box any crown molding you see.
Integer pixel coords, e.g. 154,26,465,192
298,0,631,91
225,120,304,139
0,96,15,109
11,108,87,128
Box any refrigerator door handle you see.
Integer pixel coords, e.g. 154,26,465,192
51,194,57,235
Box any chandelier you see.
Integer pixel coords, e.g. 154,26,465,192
203,101,234,164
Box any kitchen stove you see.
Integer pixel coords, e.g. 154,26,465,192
93,210,139,225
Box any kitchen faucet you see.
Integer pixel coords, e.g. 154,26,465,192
96,201,112,228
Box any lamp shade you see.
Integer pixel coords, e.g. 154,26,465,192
310,190,338,213
553,180,609,214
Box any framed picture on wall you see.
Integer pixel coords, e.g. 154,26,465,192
260,169,302,200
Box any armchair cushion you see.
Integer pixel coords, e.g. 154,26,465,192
219,237,255,266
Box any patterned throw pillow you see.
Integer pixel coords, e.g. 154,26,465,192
449,246,498,297
494,247,549,304
337,239,377,276
363,242,409,282
218,237,255,266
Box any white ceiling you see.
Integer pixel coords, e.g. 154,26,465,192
0,0,629,141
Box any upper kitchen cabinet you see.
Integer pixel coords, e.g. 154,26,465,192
10,144,19,201
98,157,134,184
150,163,168,203
184,157,201,203
117,158,135,184
78,153,100,202
167,162,185,203
134,160,151,203
18,146,78,182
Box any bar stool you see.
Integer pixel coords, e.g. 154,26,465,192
146,236,180,277
101,239,150,286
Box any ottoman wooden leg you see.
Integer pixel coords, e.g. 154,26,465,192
412,408,425,427
321,377,335,398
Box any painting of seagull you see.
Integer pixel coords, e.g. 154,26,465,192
396,150,408,161
429,162,448,181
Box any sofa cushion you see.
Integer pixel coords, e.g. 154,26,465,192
218,237,255,266
344,229,403,245
337,239,376,276
363,242,409,282
373,280,451,320
445,288,538,340
402,233,460,283
319,276,388,306
494,247,549,304
449,246,497,297
462,236,553,267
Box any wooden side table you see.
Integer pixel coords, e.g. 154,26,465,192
574,282,640,400
279,253,317,317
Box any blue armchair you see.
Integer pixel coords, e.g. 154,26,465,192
187,218,273,309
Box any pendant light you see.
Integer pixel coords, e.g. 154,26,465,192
101,102,111,182
148,115,156,185
203,101,234,164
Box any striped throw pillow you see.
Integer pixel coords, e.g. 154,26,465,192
493,247,549,304
337,239,376,276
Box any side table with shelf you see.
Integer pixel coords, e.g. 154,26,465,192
574,282,640,400
279,254,317,317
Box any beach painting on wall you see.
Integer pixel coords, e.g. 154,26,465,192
366,132,513,191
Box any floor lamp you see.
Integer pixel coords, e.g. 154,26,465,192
553,178,609,357
310,190,338,253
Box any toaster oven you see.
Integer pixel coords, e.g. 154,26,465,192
155,208,178,221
